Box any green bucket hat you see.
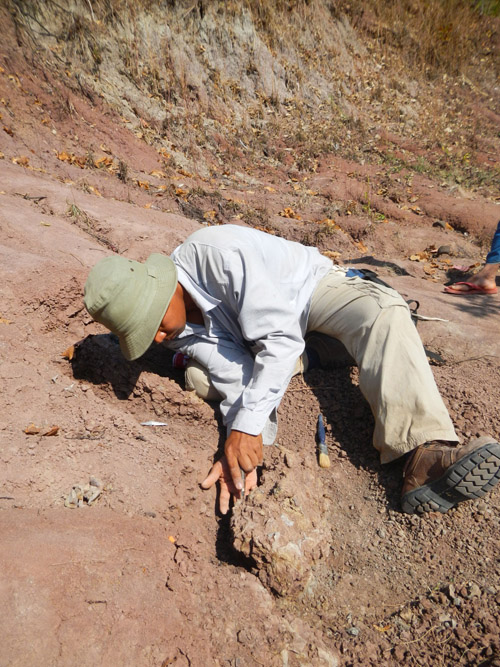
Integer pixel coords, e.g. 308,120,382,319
84,253,178,361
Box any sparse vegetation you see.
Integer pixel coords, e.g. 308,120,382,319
8,0,498,187
340,0,499,76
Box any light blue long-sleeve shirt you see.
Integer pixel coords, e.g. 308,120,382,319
166,225,332,438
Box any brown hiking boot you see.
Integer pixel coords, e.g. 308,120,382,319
401,436,500,514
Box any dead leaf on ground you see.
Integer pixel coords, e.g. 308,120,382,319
12,156,29,167
85,185,102,197
317,218,340,230
373,624,391,633
94,156,115,170
254,226,276,235
279,207,301,220
62,344,75,360
8,74,21,87
150,169,167,178
410,252,430,261
0,315,12,324
24,423,40,435
322,250,342,260
354,240,368,252
56,151,87,169
42,426,59,437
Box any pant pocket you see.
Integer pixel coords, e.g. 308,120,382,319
349,279,409,310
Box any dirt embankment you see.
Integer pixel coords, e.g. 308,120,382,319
1,2,500,666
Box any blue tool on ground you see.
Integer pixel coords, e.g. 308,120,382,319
317,413,331,468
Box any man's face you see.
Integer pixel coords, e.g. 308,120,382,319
154,283,187,343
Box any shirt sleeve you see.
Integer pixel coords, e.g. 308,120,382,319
166,333,255,430
169,330,292,440
216,247,305,435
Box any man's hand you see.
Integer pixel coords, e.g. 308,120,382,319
201,456,258,515
224,430,263,491
201,431,262,514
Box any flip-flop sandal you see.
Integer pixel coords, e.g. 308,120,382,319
444,281,498,295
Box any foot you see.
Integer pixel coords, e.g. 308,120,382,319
401,436,500,514
444,281,497,295
444,263,499,295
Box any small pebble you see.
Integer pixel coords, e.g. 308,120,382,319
436,245,452,256
468,582,481,598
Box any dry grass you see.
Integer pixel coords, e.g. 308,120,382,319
340,0,499,77
8,0,499,191
14,0,498,79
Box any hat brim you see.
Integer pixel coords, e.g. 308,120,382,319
119,254,178,361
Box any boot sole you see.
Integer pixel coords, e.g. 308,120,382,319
401,441,500,514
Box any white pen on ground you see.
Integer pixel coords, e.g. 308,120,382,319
141,421,169,426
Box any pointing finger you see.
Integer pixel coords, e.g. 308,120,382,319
201,461,222,489
219,481,231,515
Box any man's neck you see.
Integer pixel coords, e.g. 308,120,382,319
180,283,204,325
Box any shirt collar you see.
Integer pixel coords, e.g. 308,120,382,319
176,266,221,313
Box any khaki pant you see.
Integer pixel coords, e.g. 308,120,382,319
186,269,458,462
